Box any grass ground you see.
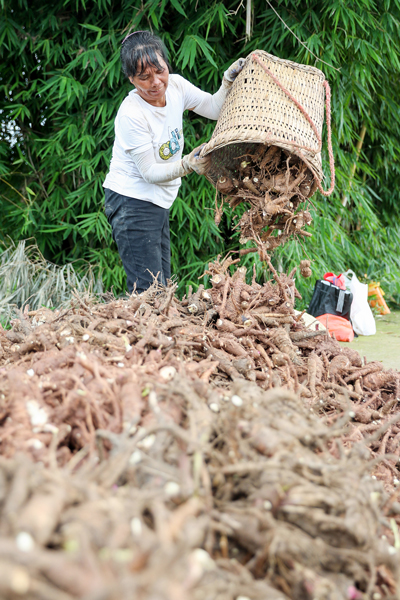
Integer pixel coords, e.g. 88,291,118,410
340,310,400,369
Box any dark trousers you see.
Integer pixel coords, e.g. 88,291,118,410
104,189,171,294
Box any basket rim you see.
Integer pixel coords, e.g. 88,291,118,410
203,139,324,183
202,132,320,158
251,49,326,80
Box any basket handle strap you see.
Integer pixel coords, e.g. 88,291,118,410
252,54,335,197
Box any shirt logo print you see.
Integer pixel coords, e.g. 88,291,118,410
159,128,183,160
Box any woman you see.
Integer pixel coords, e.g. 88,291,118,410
103,30,244,293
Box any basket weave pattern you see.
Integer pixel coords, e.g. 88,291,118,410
201,50,328,184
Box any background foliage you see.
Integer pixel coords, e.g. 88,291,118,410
1,0,400,306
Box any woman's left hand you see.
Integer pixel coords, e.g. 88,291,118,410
182,144,210,175
224,58,246,83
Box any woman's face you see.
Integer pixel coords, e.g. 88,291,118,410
129,54,169,107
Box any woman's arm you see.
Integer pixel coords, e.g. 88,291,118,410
129,144,209,184
189,78,231,120
129,148,188,183
188,58,245,120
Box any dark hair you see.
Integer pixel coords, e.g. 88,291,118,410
120,31,171,79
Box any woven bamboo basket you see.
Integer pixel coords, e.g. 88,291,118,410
200,49,334,198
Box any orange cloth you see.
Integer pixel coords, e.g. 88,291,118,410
316,313,354,342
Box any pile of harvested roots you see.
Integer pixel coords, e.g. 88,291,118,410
1,256,400,599
0,385,399,600
211,143,316,255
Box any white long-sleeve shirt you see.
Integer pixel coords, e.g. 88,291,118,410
103,74,229,208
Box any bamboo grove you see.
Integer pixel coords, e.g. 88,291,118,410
0,0,400,303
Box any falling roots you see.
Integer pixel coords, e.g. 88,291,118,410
213,144,316,256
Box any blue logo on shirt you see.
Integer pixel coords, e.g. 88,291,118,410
159,128,183,160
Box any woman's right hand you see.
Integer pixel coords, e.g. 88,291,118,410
182,144,210,175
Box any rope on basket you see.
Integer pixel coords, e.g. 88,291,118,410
252,53,335,197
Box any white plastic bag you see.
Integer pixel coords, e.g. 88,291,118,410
343,270,376,336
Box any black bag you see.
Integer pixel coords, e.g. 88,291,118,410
308,280,353,321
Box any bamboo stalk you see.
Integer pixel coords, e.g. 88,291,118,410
246,0,252,39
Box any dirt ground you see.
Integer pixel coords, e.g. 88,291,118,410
340,310,400,369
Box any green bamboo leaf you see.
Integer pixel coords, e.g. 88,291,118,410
169,0,187,18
